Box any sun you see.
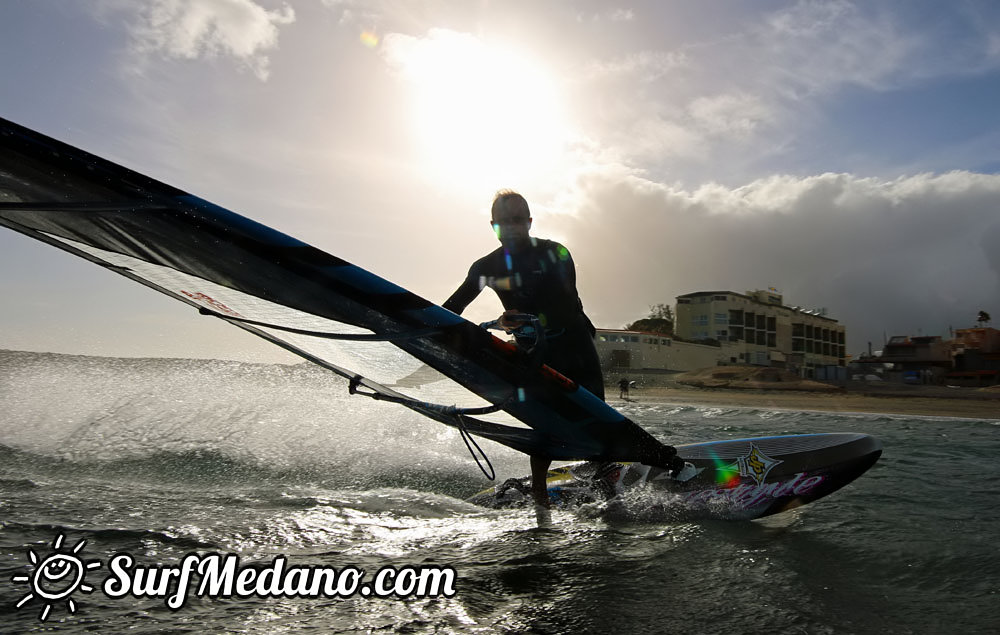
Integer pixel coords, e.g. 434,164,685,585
12,533,102,622
386,30,570,193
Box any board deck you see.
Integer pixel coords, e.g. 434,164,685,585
468,432,883,519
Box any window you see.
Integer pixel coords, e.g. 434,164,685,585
692,315,709,326
714,313,728,324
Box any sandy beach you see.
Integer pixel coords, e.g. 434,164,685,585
609,372,1000,420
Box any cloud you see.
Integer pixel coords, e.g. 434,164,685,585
576,8,636,23
559,169,1000,353
568,1,1000,181
582,50,689,83
127,0,295,80
688,93,773,138
757,0,918,95
320,0,382,28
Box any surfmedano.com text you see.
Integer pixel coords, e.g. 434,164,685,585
104,553,456,609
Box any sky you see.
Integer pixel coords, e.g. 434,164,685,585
1,0,999,363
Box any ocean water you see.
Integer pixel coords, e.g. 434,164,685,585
0,350,997,634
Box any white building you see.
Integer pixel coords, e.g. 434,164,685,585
595,329,726,374
674,289,846,376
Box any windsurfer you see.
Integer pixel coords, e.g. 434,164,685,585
443,190,606,510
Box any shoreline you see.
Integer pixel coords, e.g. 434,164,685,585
612,382,1000,420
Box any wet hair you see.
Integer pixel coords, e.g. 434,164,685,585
491,190,530,220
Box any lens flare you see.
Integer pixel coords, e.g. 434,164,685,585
705,449,742,488
715,462,742,488
360,31,379,48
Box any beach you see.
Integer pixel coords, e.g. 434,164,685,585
617,379,1000,419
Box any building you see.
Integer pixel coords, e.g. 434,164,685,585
594,329,724,374
673,289,846,376
878,335,952,383
948,327,1000,386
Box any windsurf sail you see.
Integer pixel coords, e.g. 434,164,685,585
0,116,677,474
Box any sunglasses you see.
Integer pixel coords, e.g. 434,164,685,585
491,217,531,227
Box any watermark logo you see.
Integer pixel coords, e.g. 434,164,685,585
12,533,457,622
11,533,102,622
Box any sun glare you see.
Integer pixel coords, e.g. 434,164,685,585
387,30,569,192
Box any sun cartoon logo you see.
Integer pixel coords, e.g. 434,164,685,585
11,533,102,622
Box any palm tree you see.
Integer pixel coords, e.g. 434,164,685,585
976,310,991,327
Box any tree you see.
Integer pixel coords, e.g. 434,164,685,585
624,303,675,335
648,303,674,321
977,310,992,327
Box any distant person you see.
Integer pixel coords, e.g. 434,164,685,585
443,190,605,510
619,377,630,399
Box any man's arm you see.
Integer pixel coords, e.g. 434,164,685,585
557,243,578,295
555,244,596,335
442,266,482,315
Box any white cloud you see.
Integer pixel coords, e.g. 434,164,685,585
568,1,1000,180
576,7,637,24
582,50,688,83
610,9,635,22
616,116,708,164
757,0,918,95
128,0,295,81
688,93,772,138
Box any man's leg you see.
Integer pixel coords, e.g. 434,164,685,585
530,455,551,508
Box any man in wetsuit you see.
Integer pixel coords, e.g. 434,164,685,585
443,190,605,510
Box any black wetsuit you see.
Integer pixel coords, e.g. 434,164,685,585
443,238,605,400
